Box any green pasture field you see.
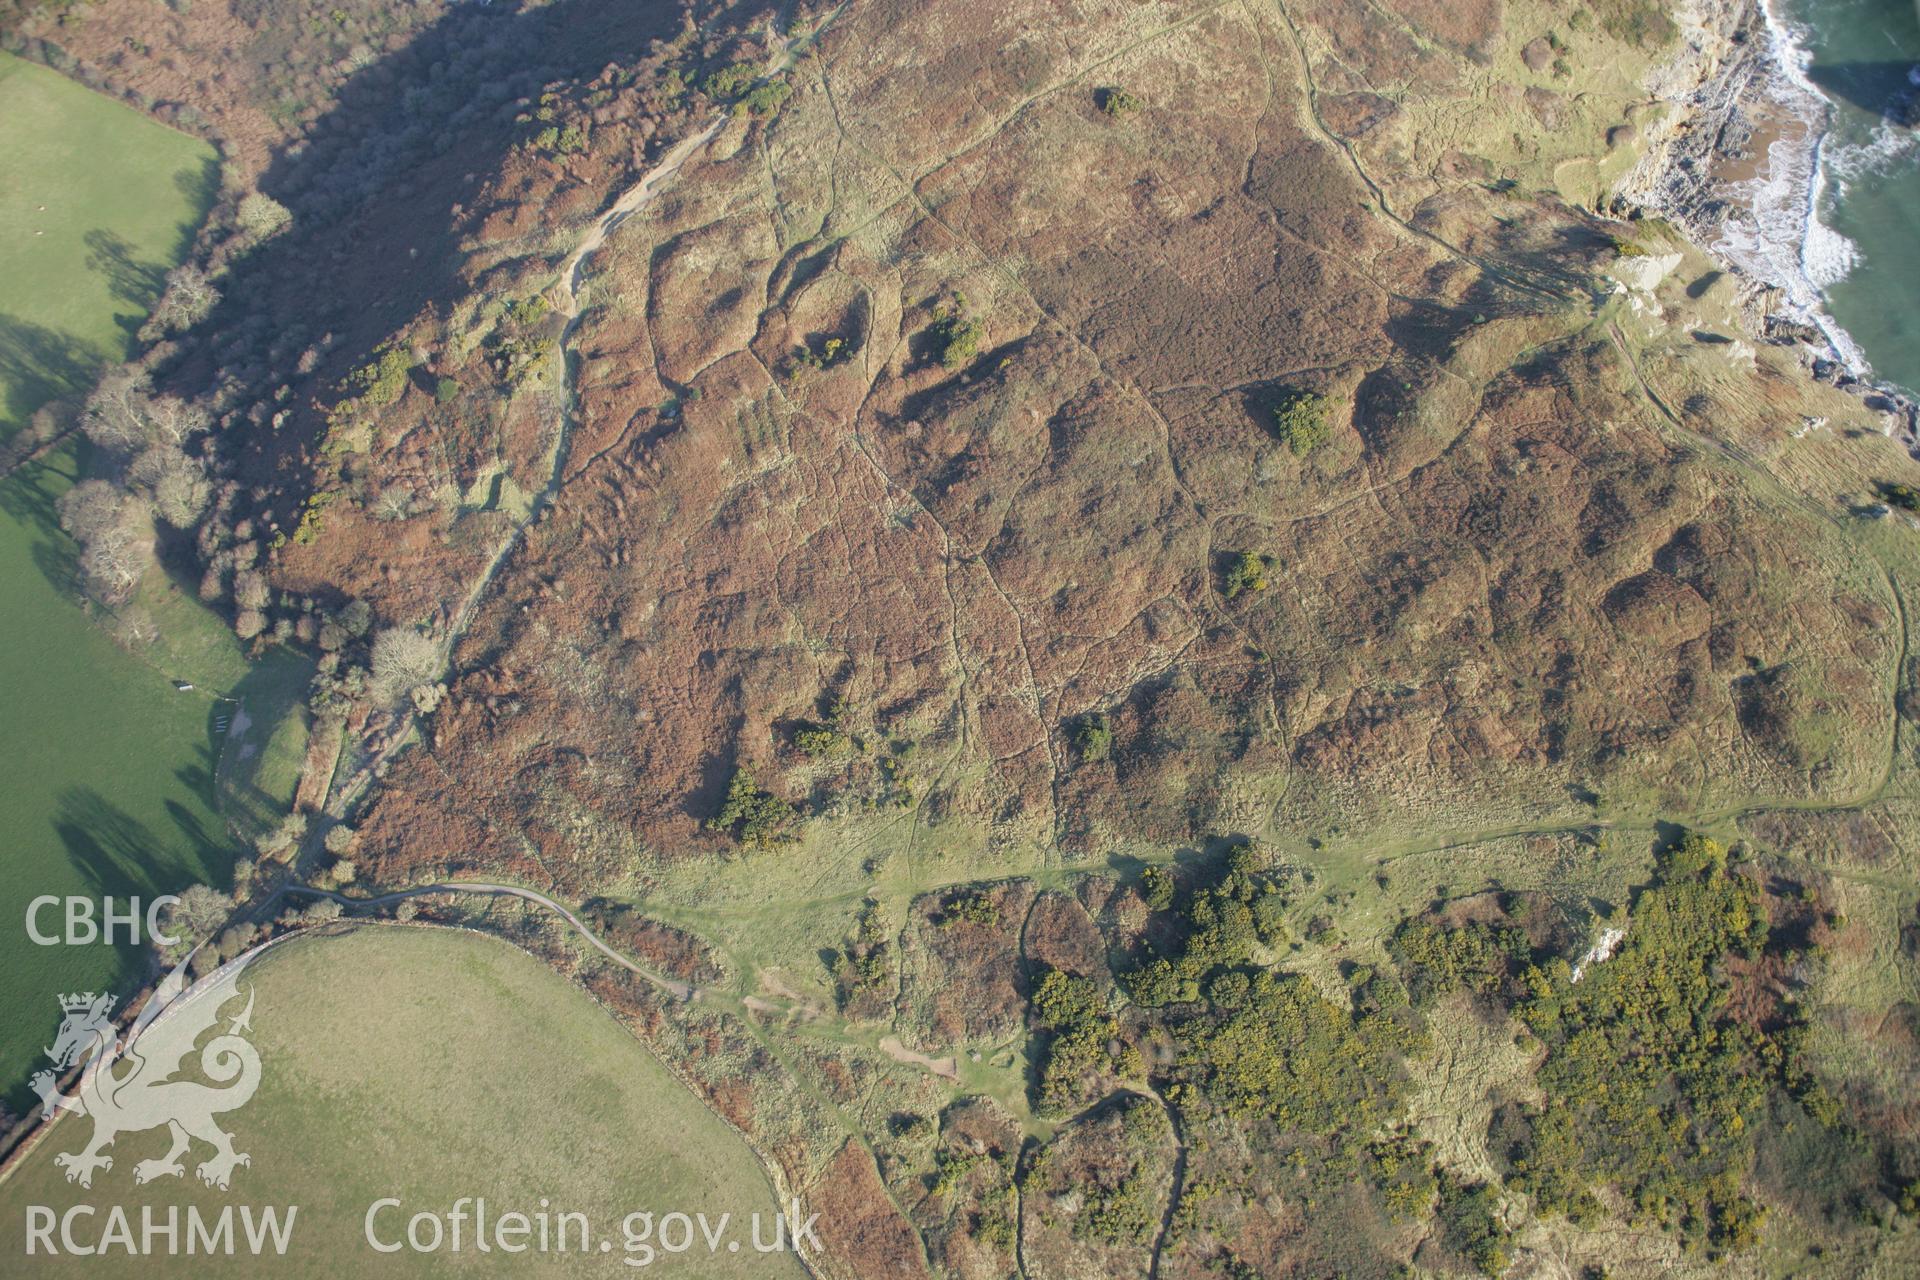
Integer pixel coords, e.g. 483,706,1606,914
0,53,307,1108
0,926,805,1278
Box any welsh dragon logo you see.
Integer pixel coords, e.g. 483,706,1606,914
31,945,266,1191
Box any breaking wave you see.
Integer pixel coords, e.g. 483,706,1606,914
1708,0,1873,371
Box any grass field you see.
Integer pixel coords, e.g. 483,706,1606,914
0,926,806,1277
0,54,308,1110
0,53,216,437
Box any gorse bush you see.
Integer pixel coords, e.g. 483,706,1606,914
938,890,999,928
737,81,791,116
1270,389,1332,455
506,294,550,327
533,123,587,154
701,64,756,100
793,724,851,758
706,769,799,847
1221,552,1270,600
1029,968,1132,1113
1436,1174,1511,1276
702,63,791,116
785,334,853,379
1172,968,1406,1160
1074,1160,1158,1245
828,898,892,1013
1139,864,1175,912
491,333,556,388
928,299,985,369
1500,833,1781,1255
793,696,856,758
1073,712,1113,763
1124,843,1290,1006
350,346,412,407
1390,917,1530,1007
1396,832,1840,1260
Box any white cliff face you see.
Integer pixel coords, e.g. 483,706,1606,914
1571,926,1629,984
1606,249,1687,324
1608,250,1687,294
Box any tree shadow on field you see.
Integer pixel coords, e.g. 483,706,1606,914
171,157,222,238
0,441,89,594
1523,219,1623,296
52,786,224,908
0,314,101,594
26,524,84,602
172,742,220,812
0,436,90,609
1687,269,1724,300
683,740,742,826
164,797,224,860
0,313,106,433
7,788,234,1112
81,229,168,313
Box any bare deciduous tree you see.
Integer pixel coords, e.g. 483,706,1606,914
235,192,292,241
143,263,221,338
131,446,212,528
147,395,210,447
300,900,343,926
371,484,416,522
108,605,159,650
82,366,210,456
215,922,259,958
339,598,373,637
255,812,307,861
156,883,231,954
55,480,155,604
82,366,157,456
371,625,442,703
28,400,73,443
232,567,271,610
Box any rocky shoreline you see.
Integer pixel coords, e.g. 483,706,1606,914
1615,0,1920,452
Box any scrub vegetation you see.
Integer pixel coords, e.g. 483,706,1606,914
6,1,1920,1277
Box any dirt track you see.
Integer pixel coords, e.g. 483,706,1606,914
282,879,697,998
319,115,724,825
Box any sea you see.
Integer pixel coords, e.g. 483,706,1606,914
1760,0,1920,392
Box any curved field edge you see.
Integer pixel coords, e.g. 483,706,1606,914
0,924,804,1278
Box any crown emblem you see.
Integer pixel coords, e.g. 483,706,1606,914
59,992,104,1013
